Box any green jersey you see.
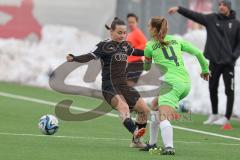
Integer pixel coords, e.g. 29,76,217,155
144,35,209,83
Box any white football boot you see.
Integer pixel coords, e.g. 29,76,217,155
212,116,229,125
203,114,219,125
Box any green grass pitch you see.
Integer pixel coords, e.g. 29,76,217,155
0,82,240,160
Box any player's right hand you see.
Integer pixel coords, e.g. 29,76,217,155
66,54,74,62
168,7,179,15
200,72,210,81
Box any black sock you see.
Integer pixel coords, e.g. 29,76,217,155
135,122,147,130
123,118,136,134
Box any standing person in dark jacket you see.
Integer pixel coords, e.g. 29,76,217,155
168,0,240,125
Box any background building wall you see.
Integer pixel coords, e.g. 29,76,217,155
116,0,240,37
0,0,116,39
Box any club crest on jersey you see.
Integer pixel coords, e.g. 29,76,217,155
115,54,127,62
102,41,129,54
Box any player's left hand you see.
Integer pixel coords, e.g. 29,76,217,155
200,73,210,81
66,54,74,62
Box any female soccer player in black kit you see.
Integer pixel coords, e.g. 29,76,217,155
66,17,150,148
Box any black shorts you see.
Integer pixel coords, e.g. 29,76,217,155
126,61,143,83
127,71,143,83
102,82,140,110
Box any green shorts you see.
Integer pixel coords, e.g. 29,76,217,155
158,82,191,109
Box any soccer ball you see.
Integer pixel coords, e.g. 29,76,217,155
178,100,191,113
38,115,59,135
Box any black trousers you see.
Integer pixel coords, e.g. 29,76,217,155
209,62,235,119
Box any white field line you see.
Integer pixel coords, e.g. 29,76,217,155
0,132,239,146
1,91,240,142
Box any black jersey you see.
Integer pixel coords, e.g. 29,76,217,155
88,39,143,84
71,39,143,107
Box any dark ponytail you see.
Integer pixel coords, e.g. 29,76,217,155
105,17,125,31
105,24,111,30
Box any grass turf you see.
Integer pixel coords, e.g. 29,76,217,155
0,82,240,160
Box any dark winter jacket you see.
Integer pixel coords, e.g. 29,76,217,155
178,6,240,65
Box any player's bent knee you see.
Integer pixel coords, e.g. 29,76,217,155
151,105,159,111
158,106,176,121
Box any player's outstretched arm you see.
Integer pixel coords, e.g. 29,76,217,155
181,39,209,81
168,6,208,26
66,53,95,63
131,49,144,56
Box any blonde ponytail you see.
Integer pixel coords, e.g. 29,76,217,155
150,16,169,46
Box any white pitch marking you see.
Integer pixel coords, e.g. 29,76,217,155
1,91,240,142
0,132,239,146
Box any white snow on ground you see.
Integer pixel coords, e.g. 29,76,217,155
0,26,239,116
0,25,101,87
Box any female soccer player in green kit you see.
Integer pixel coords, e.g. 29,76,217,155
140,16,210,155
